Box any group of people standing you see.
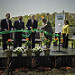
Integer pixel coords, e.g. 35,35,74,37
1,13,53,50
1,13,69,51
1,13,25,50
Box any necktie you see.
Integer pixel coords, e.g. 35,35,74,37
7,20,9,30
8,21,9,30
19,21,22,29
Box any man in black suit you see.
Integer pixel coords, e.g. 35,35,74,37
1,13,13,50
26,15,38,48
41,17,53,48
14,16,25,48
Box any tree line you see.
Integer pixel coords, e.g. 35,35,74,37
10,12,75,27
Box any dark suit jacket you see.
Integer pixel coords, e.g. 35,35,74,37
42,21,53,40
1,19,12,31
42,21,53,33
14,20,24,30
14,20,25,38
42,21,53,34
26,19,38,30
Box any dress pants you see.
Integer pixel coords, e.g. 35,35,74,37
2,34,10,50
14,32,22,48
63,34,69,48
29,32,35,49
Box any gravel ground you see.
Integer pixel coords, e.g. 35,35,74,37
12,68,75,75
1,68,75,75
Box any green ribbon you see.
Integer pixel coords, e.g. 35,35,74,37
0,29,59,38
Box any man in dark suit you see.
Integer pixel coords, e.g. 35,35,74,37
26,15,38,48
1,13,13,50
14,16,24,48
41,17,53,48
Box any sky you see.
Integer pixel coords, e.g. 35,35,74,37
0,0,75,19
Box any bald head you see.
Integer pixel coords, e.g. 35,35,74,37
42,17,47,23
